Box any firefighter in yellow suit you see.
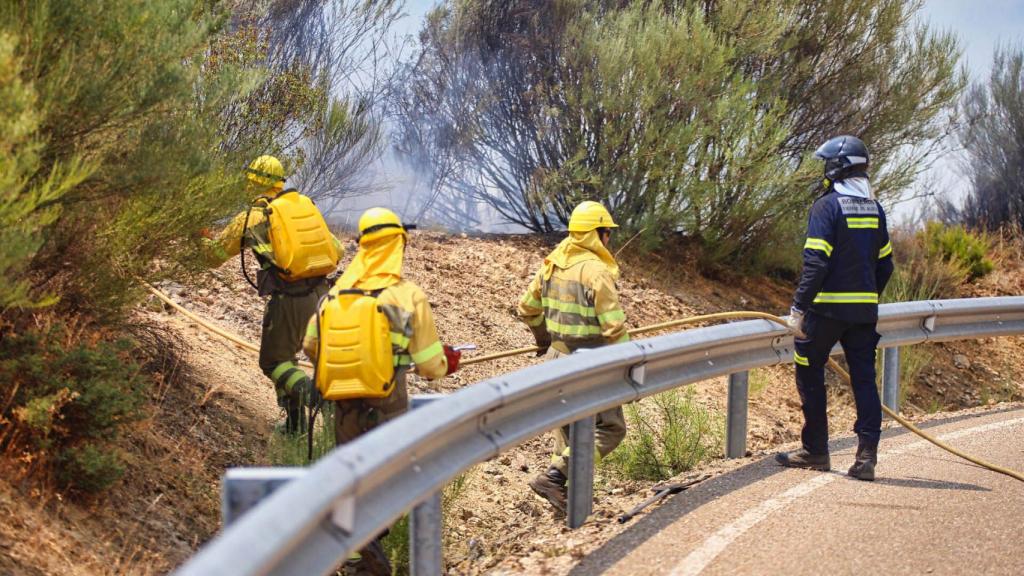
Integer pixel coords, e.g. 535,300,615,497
517,201,629,514
303,207,460,576
205,155,343,434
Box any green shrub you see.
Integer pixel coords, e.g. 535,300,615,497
0,33,92,309
921,222,995,279
57,443,126,494
0,324,147,494
382,514,410,576
883,229,968,303
602,389,723,482
267,401,336,466
0,0,266,317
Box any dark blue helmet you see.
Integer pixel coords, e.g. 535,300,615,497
814,135,869,182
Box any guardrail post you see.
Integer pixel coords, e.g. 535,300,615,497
567,415,595,529
882,347,900,415
410,492,443,576
725,371,749,458
408,394,445,576
221,468,306,527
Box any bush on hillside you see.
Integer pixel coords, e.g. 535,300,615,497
398,0,964,267
0,0,268,318
0,33,92,309
920,222,995,280
883,228,968,303
0,324,147,494
602,389,722,482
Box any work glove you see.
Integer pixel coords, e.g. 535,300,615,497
787,306,807,339
535,335,551,358
443,345,462,375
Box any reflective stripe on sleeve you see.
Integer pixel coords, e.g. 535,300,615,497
803,237,833,257
598,309,626,324
521,293,542,309
812,292,879,304
879,242,893,258
411,341,444,364
794,352,810,367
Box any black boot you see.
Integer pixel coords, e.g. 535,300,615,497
529,466,567,514
775,449,831,471
848,440,878,481
343,538,392,575
284,392,306,435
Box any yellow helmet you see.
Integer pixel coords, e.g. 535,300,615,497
358,207,407,243
567,201,618,232
245,155,286,187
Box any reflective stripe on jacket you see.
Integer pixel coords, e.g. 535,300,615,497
518,260,628,351
794,189,895,323
302,279,447,380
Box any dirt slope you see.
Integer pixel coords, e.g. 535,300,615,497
2,231,1021,575
0,310,277,576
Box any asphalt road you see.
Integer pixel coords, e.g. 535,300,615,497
572,407,1024,576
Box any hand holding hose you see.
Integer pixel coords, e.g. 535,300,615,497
787,306,807,339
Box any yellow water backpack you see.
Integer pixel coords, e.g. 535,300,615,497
249,189,340,282
314,289,396,401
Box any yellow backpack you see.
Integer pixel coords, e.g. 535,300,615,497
314,289,396,401
258,189,340,282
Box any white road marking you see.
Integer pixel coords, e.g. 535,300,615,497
669,416,1024,576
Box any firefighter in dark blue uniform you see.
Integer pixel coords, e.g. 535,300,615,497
776,135,895,481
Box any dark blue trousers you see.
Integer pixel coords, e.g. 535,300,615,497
793,311,882,455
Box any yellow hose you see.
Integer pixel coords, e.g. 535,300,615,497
142,281,314,370
467,309,1024,484
144,281,1023,483
462,311,783,366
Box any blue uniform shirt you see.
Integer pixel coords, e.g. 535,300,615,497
793,187,895,323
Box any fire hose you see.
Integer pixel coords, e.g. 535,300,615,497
143,282,1024,483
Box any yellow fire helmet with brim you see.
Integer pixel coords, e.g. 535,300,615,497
245,155,286,187
567,200,618,232
357,207,409,244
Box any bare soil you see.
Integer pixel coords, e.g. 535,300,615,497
1,231,1021,575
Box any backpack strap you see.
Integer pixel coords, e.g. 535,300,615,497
333,288,386,298
272,188,300,201
239,198,272,292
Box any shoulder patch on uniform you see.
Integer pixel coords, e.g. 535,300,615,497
836,196,879,215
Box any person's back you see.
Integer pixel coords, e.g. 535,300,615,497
779,135,894,481
535,258,628,353
302,207,460,576
794,188,892,324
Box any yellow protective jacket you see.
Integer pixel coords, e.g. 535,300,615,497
518,231,629,353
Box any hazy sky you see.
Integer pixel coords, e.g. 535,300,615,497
390,1,1024,222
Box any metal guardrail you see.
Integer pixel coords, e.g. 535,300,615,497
175,297,1024,576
